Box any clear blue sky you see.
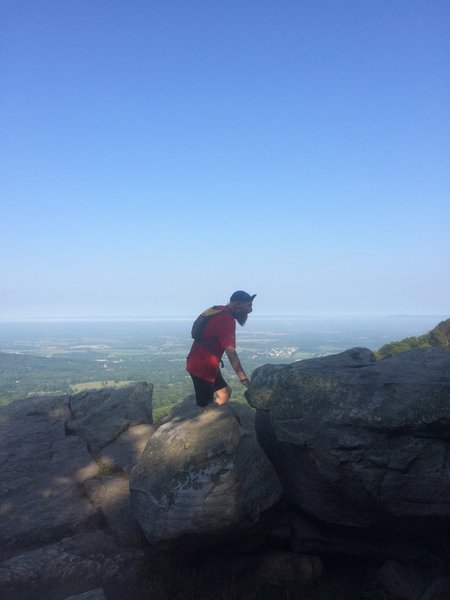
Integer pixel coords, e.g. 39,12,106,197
1,1,449,319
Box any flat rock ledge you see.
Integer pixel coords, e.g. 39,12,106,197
4,346,450,600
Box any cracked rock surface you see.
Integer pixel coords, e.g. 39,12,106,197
247,347,450,533
0,383,153,598
0,394,99,554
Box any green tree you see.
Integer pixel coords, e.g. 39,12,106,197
429,319,450,348
376,318,450,359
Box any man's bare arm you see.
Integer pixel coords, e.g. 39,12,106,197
225,346,249,388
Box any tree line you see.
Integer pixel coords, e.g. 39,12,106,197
376,318,450,359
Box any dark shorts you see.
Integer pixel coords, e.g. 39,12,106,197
190,371,228,407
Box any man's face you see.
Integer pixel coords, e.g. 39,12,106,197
232,300,253,325
240,301,253,314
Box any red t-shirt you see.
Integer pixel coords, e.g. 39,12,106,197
186,307,236,382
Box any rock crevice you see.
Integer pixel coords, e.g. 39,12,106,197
0,383,153,599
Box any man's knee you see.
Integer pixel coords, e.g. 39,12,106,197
215,385,232,405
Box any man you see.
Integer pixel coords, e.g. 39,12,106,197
186,290,256,407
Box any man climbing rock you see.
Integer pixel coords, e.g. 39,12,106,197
186,290,256,407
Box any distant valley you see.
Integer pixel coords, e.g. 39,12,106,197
0,315,446,417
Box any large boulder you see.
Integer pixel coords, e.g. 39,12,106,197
247,347,450,535
0,395,99,555
0,531,146,600
0,383,154,599
130,396,283,548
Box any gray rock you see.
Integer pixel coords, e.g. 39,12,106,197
289,510,429,562
248,347,450,532
98,423,155,473
377,559,427,600
252,550,323,585
0,383,154,557
130,396,282,547
67,382,153,454
203,548,323,586
84,476,146,547
0,383,155,598
64,590,107,600
0,531,146,600
421,576,450,600
0,395,99,554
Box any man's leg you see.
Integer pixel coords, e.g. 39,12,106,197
191,375,215,407
214,371,232,405
214,385,232,405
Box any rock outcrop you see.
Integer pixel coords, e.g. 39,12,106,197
0,383,153,599
0,384,291,599
3,343,450,600
247,347,450,536
130,396,283,549
0,394,99,554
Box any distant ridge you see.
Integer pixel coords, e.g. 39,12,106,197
376,318,450,358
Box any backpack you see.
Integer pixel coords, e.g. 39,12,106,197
191,306,230,341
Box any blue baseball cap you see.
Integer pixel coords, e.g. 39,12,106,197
230,290,256,303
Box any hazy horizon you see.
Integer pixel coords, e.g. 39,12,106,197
0,312,448,324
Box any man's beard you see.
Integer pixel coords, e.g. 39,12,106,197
233,311,248,326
